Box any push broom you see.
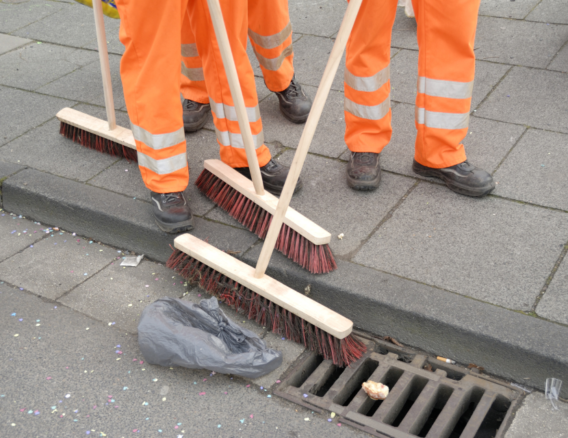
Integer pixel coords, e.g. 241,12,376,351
57,0,138,161
168,0,366,366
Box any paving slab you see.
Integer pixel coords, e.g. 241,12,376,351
60,259,187,334
479,0,542,19
288,0,346,37
548,42,568,72
0,232,115,300
476,67,568,134
0,213,46,263
259,85,348,158
0,42,98,91
0,87,74,147
526,0,568,24
269,149,415,257
505,392,568,438
474,16,568,68
391,6,418,51
390,50,511,111
0,33,31,55
37,52,125,109
292,35,344,92
89,128,219,217
535,253,568,325
493,129,568,210
0,0,65,34
353,182,568,310
12,1,123,53
380,103,525,179
0,118,120,182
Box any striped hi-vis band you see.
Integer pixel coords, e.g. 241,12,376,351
215,128,264,149
344,65,390,92
417,77,474,100
131,123,185,150
137,152,187,175
181,43,198,58
253,45,293,72
209,97,261,123
248,22,292,50
345,96,390,121
415,108,469,130
181,63,204,81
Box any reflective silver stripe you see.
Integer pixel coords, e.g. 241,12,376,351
215,128,264,149
415,108,469,130
344,96,390,121
417,77,474,99
209,97,261,123
137,152,187,175
181,63,204,81
181,43,198,57
253,44,293,71
131,124,185,150
248,22,292,50
344,65,390,92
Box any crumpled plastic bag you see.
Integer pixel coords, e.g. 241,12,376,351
138,297,282,379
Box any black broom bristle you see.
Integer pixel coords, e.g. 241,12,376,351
195,169,337,275
59,121,138,162
167,248,366,367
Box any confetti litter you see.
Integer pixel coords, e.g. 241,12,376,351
303,394,308,398
330,412,336,418
123,387,128,390
11,313,16,316
337,423,342,427
14,334,19,337
65,394,71,398
128,304,133,307
86,328,89,330
153,379,158,382
246,385,250,388
47,377,51,380
199,392,206,396
250,415,253,419
162,397,166,401
304,418,310,421
240,419,244,424
328,419,332,422
267,395,271,398
260,386,263,390
218,425,221,428
143,402,148,406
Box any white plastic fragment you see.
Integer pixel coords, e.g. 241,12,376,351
545,378,562,410
337,233,344,240
362,381,389,400
121,255,144,267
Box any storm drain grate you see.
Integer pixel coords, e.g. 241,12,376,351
274,333,523,438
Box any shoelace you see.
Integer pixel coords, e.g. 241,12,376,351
184,99,201,111
163,193,182,204
285,79,300,98
262,159,278,172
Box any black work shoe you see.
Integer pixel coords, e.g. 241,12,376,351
182,99,211,132
150,191,194,233
274,75,312,124
412,159,495,197
346,152,381,191
235,159,303,196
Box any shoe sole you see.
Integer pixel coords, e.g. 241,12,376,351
154,217,194,234
413,167,495,197
346,174,381,191
279,107,309,124
183,109,211,133
264,179,303,196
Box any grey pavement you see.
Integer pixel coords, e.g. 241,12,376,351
1,0,568,435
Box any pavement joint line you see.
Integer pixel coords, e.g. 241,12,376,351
546,37,568,70
490,124,529,176
0,219,52,264
55,257,116,302
471,64,514,112
84,156,131,184
1,6,62,35
342,179,421,262
531,241,568,313
521,0,545,20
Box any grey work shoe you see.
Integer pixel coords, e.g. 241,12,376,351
274,75,312,124
150,191,194,233
412,159,495,197
235,159,303,196
346,152,381,191
182,99,211,132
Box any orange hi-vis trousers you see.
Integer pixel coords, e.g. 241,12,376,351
181,0,295,103
115,0,272,193
345,0,480,169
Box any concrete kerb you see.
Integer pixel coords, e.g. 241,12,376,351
3,167,568,398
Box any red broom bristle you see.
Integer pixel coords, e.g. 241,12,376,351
195,169,338,275
167,249,366,367
59,121,138,162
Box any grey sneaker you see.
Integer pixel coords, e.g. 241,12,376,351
235,159,303,196
412,159,495,197
182,99,211,132
274,75,312,124
346,152,381,191
150,191,194,233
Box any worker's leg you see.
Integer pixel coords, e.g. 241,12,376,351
411,0,494,196
343,0,398,190
116,0,193,231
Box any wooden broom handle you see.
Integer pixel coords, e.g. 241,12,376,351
205,0,265,196
92,0,116,130
254,0,362,278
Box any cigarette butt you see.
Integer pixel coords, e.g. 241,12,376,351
437,356,455,364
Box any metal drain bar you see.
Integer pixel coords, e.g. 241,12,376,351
275,334,523,438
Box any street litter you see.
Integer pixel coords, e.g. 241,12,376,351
437,356,456,364
545,378,562,410
362,381,389,400
120,255,144,267
138,297,282,378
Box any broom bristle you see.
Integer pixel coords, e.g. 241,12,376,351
167,249,366,367
195,169,337,275
59,121,138,162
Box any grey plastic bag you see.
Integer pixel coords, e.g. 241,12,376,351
138,296,282,378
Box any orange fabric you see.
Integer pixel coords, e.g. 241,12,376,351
345,0,480,168
180,0,294,101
